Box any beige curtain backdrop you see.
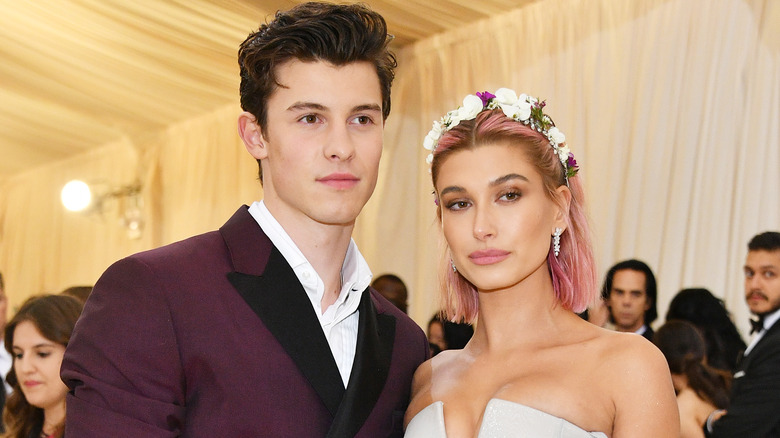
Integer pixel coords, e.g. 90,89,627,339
1,0,778,337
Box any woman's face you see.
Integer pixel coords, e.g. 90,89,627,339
12,320,68,411
436,142,565,292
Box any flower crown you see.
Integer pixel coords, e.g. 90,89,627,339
423,88,579,182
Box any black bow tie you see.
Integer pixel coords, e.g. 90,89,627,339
750,316,765,334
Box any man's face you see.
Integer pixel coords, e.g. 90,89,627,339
744,249,780,316
606,269,650,332
372,278,408,313
247,59,384,230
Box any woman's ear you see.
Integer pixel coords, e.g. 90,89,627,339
553,185,572,232
238,112,267,160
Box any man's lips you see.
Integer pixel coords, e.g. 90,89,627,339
468,249,510,265
318,173,359,189
747,291,766,302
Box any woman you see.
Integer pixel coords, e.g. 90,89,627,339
666,288,746,373
3,295,83,438
405,89,679,437
654,320,731,438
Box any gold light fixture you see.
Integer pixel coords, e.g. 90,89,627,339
60,179,144,239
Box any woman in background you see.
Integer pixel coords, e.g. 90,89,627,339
2,295,82,438
405,89,678,437
654,320,731,438
666,288,746,372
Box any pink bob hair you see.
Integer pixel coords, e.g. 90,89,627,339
431,108,597,323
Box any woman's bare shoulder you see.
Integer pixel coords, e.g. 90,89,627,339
405,350,465,426
595,331,680,437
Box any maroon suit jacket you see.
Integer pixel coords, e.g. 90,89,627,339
61,206,428,437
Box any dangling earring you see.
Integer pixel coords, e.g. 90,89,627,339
450,259,457,273
553,227,562,257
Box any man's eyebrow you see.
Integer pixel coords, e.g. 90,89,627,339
286,102,382,113
352,103,382,113
287,101,326,112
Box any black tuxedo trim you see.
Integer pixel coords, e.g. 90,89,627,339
228,249,345,417
327,289,396,438
228,248,398,437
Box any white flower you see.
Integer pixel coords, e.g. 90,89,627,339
514,100,532,120
498,103,530,121
548,127,566,145
423,132,438,151
557,145,570,162
422,88,577,180
457,94,484,120
494,88,518,105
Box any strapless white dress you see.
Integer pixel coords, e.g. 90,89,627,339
405,399,608,438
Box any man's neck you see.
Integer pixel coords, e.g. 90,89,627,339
272,213,354,310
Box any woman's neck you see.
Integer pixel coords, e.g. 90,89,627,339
471,263,562,350
42,400,66,435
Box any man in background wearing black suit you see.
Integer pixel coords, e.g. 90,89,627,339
706,231,780,437
601,259,658,341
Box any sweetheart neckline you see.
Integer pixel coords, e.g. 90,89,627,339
408,398,608,437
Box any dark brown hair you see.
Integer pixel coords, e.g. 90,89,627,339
3,295,83,438
238,2,396,181
654,320,731,409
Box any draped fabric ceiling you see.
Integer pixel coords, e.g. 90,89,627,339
0,0,535,179
1,0,778,336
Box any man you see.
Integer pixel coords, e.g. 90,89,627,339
61,3,429,437
600,259,658,341
706,231,780,437
371,274,408,313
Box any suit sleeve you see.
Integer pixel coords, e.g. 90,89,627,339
709,336,780,437
61,256,186,437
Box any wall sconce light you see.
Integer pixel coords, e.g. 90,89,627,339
61,179,144,239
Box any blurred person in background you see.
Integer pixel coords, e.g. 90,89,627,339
58,286,93,305
371,274,408,314
2,295,82,438
666,288,746,373
601,259,658,341
654,320,731,438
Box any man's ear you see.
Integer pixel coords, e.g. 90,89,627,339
238,111,267,160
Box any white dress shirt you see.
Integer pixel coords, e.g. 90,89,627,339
0,340,11,395
248,201,372,387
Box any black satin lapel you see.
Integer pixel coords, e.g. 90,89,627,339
326,291,396,438
227,249,344,417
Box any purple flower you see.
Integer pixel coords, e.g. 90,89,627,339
567,152,578,169
476,91,495,107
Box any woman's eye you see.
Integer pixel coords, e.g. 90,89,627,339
499,191,521,201
13,353,22,360
37,352,51,358
300,114,319,124
446,200,470,210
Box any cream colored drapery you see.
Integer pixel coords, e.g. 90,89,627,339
1,0,778,337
